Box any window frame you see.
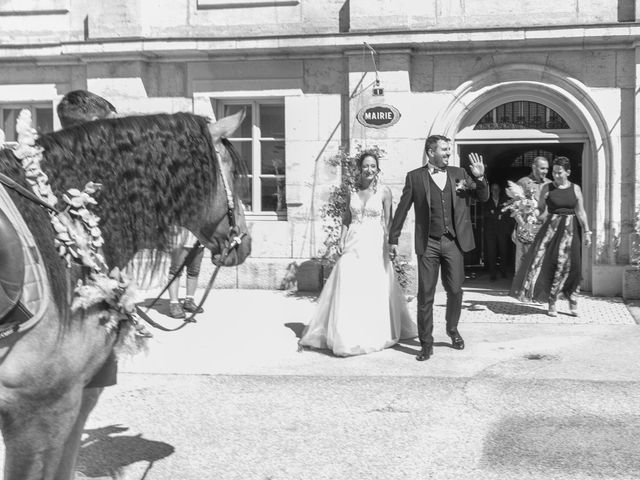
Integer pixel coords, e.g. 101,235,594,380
217,98,287,221
0,102,54,146
474,100,569,130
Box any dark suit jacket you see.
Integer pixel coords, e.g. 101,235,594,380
482,194,514,236
389,165,489,255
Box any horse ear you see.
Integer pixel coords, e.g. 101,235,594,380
208,109,246,142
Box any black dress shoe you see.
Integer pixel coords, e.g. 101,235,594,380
416,345,433,361
450,333,465,350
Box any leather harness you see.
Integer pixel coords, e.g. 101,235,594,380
0,206,25,319
0,141,244,334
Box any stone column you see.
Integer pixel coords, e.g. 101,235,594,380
634,45,640,238
632,45,640,258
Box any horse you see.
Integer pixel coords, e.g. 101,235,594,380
0,109,251,479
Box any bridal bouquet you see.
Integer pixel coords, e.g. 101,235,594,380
501,180,539,244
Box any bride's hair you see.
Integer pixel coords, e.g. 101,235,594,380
355,149,381,193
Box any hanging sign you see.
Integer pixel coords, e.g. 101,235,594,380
356,104,401,129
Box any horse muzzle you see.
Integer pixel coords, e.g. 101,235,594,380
210,232,251,266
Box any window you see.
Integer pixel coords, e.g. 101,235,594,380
219,100,286,218
474,101,569,130
1,104,53,143
511,149,558,167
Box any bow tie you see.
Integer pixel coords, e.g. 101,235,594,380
428,165,447,174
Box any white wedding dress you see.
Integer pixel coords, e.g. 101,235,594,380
299,188,417,356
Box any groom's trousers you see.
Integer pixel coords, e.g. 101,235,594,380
417,234,465,348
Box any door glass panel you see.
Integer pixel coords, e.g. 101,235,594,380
259,105,284,138
2,108,22,142
36,107,53,134
260,140,285,175
260,177,286,212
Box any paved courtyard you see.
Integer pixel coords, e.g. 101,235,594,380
432,278,635,326
70,280,640,480
2,280,638,479
119,279,639,380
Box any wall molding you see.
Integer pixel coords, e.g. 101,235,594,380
0,0,69,16
197,0,299,9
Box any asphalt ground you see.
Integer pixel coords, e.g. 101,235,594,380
77,374,640,480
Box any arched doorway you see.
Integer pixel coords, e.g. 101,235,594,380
430,64,617,292
457,99,587,281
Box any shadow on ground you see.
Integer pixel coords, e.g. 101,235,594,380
284,290,320,301
77,425,174,479
285,322,306,339
392,339,453,356
462,299,547,316
138,298,174,318
482,414,640,476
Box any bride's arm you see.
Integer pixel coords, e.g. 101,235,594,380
382,186,393,234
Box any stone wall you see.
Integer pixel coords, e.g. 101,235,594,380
349,0,632,31
0,0,638,293
3,0,635,45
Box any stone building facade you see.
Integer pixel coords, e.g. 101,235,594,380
1,0,639,295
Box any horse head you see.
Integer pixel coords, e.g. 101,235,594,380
30,111,252,280
194,110,252,267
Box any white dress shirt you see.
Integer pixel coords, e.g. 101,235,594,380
427,163,448,191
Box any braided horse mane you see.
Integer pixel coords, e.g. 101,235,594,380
36,112,223,282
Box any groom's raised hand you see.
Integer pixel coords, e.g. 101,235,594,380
468,152,485,178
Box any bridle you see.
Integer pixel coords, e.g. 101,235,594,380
1,139,245,332
134,142,246,331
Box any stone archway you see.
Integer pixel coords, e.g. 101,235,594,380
429,63,620,292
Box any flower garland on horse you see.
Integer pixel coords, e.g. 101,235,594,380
10,109,147,356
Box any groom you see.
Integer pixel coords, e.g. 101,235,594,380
388,135,488,361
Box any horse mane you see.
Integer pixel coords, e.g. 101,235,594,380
36,113,219,280
0,149,70,317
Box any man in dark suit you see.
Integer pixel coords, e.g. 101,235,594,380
482,183,514,281
388,135,489,361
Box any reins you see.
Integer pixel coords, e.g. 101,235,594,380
0,172,61,215
134,232,245,331
1,130,245,335
133,142,245,332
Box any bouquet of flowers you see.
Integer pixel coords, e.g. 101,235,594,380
501,180,539,244
455,178,472,194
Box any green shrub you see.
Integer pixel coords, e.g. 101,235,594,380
632,208,640,269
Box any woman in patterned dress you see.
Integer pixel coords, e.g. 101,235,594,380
510,156,592,317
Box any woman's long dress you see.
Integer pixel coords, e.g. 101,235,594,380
299,189,417,356
510,183,583,303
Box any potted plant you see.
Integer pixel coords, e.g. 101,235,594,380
622,208,640,300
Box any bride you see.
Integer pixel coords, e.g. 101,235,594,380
299,150,417,356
